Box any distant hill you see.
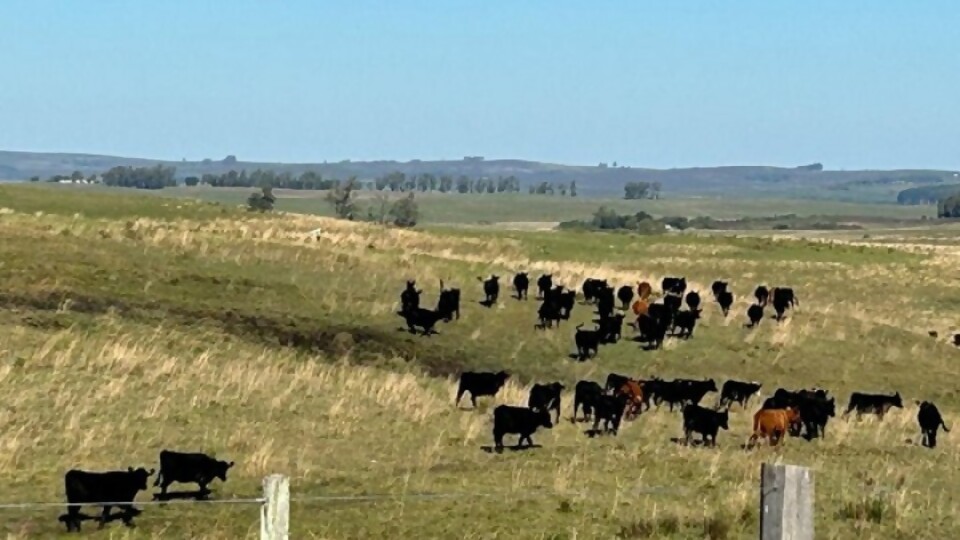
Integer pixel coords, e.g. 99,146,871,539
896,183,960,205
1,150,956,201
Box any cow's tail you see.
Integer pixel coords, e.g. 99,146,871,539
943,420,951,432
153,470,163,487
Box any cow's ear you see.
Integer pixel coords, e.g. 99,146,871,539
128,467,134,473
148,468,156,475
915,400,922,406
228,461,235,468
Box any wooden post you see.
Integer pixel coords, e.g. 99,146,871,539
760,463,813,540
261,474,289,540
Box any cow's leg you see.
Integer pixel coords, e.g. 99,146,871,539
98,505,111,529
66,507,81,532
493,430,504,452
120,505,137,528
470,394,478,409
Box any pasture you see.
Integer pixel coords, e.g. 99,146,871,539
0,183,959,538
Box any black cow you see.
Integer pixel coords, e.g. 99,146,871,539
653,379,718,411
682,405,729,446
513,272,529,300
397,307,444,335
575,324,602,360
596,286,616,318
493,405,553,450
796,393,836,440
844,391,903,420
711,281,728,299
617,285,634,310
746,304,764,328
604,373,631,393
592,393,629,435
953,334,960,348
719,380,762,409
582,278,608,304
771,287,798,320
528,382,564,422
754,285,770,307
536,274,553,299
557,288,576,320
663,294,682,314
918,401,949,448
672,310,699,339
685,291,702,312
536,299,563,329
574,380,604,421
662,277,687,296
636,313,669,350
437,281,461,321
400,280,421,314
479,275,500,305
62,467,155,532
599,313,625,344
154,451,234,497
456,371,510,408
647,302,672,326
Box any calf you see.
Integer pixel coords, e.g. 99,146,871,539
536,299,563,329
456,371,510,408
513,272,529,300
436,281,461,321
918,401,949,448
557,288,576,319
62,467,155,532
397,307,444,335
662,276,687,296
663,294,682,314
685,291,702,312
746,304,764,328
682,405,729,446
573,380,604,421
749,408,800,447
400,280,421,314
844,391,903,420
493,405,553,451
617,285,634,310
599,313,625,344
596,286,616,319
631,299,649,317
155,451,234,497
672,310,699,339
592,393,629,435
618,380,645,418
717,291,734,316
711,281,728,299
536,274,553,299
528,382,564,422
582,278,608,304
573,381,603,422
754,285,769,307
719,380,762,409
479,275,500,305
636,281,653,300
771,287,798,320
575,324,602,360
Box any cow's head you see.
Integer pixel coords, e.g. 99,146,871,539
718,411,730,430
538,408,554,429
551,382,565,393
705,379,718,392
127,467,156,490
826,398,836,417
217,460,235,482
406,280,416,290
892,392,903,408
495,371,510,385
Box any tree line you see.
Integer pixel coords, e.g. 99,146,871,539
101,166,177,189
624,181,662,200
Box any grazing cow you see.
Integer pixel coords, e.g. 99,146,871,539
719,380,762,409
796,393,835,440
636,313,669,350
653,379,717,411
617,285,634,310
599,313,626,344
528,382,564,422
928,330,939,338
154,451,233,497
663,294,682,314
754,285,770,307
682,405,729,446
492,405,553,451
685,291,702,312
397,307,444,335
717,291,734,316
536,274,553,299
575,324,602,360
844,391,903,420
604,372,631,394
749,408,801,447
746,304,764,328
631,299,650,317
636,281,653,301
536,299,563,329
455,371,510,408
711,281,728,300
672,310,699,339
662,277,687,296
437,281,461,321
400,280,421,314
479,275,500,305
582,278,608,304
771,287,798,321
918,401,950,448
592,393,629,435
597,286,616,319
573,380,604,421
62,467,155,532
513,272,529,300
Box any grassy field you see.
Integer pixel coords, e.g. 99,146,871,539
71,184,935,224
1,183,959,538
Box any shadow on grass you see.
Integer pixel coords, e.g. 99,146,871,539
479,444,543,454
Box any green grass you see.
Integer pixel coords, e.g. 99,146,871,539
0,183,958,538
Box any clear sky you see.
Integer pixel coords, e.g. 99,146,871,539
0,1,957,169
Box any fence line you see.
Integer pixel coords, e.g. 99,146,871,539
0,497,265,510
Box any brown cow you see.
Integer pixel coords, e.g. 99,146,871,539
631,299,650,317
749,408,801,447
618,380,644,419
636,281,652,301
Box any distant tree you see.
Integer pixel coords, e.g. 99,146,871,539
650,182,662,200
624,181,651,200
70,170,84,182
570,181,578,197
486,180,495,194
456,176,470,194
247,186,275,212
184,176,200,187
86,174,97,183
796,163,824,172
326,178,359,220
223,155,238,164
528,185,535,194
612,161,617,168
29,176,39,182
390,193,419,227
439,175,453,193
558,183,567,196
598,162,608,168
366,193,391,224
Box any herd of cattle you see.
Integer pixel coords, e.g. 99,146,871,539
58,450,234,531
396,273,798,359
454,370,950,453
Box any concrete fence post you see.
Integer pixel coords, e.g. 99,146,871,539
760,463,813,540
261,474,289,540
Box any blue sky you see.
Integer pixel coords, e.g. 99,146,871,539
0,1,957,169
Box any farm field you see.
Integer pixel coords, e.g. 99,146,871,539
1,183,959,538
